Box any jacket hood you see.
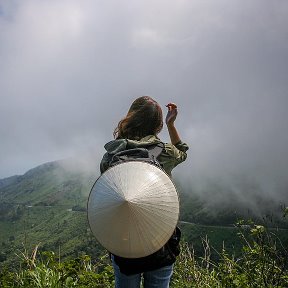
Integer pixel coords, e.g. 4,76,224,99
104,135,162,155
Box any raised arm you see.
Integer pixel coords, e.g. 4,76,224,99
165,103,181,145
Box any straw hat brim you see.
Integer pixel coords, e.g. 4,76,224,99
87,161,179,258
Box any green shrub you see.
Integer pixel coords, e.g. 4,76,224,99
171,221,288,287
0,246,114,288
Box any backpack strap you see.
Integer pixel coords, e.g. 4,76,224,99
147,142,164,162
110,148,148,165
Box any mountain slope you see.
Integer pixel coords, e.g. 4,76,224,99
1,158,287,268
0,160,97,206
0,158,102,267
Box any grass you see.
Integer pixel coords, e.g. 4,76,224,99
1,221,287,287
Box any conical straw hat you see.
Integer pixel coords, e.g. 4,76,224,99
87,161,179,258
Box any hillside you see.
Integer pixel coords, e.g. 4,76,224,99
0,158,287,268
0,160,96,206
0,159,102,267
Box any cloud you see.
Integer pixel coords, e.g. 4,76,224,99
0,0,288,206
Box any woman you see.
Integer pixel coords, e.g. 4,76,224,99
100,96,188,288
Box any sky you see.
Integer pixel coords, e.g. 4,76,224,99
0,0,288,203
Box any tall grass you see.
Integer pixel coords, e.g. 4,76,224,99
0,247,114,288
172,220,288,287
1,220,287,287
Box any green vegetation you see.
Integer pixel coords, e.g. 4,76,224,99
1,221,287,287
0,247,114,288
0,206,103,268
179,221,288,263
1,160,288,287
173,220,288,287
0,160,101,267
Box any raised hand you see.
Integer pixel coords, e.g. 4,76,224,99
165,103,178,125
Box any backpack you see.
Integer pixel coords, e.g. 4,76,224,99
105,142,182,275
113,226,181,275
108,143,164,169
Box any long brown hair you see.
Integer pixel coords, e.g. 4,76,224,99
114,96,163,139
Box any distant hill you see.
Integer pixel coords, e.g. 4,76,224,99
0,160,97,206
0,175,22,189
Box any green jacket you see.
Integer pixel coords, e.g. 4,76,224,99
100,135,188,176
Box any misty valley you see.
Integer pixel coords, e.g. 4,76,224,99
0,159,287,269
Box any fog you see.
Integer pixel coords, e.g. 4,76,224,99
1,0,288,206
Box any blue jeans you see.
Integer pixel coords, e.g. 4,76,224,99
112,257,173,288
